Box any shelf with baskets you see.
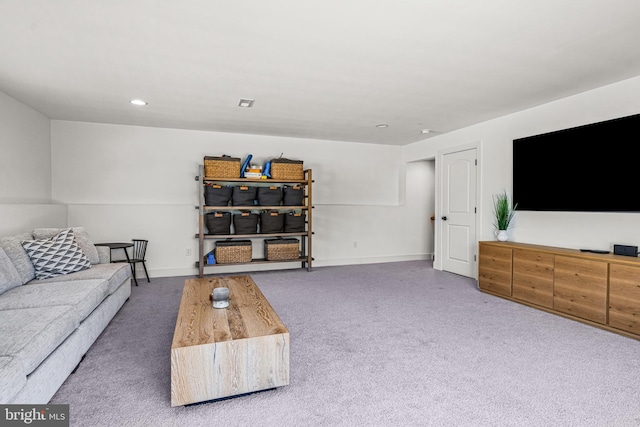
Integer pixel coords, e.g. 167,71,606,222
195,165,313,277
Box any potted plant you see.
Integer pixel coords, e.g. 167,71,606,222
493,191,516,241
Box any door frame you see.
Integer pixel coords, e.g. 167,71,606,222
434,141,482,279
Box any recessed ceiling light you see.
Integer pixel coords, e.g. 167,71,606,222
130,99,147,106
375,124,389,128
238,98,255,108
421,129,431,134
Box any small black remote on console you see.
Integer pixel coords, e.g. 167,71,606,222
579,249,610,254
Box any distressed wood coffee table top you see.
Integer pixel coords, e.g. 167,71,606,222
172,275,288,348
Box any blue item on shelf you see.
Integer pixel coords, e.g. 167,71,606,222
207,252,216,265
240,154,253,178
263,161,271,178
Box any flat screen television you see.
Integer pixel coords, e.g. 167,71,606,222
513,113,640,212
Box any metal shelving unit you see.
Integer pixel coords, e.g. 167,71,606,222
195,166,313,277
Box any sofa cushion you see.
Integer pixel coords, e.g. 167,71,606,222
96,245,110,264
0,233,36,284
33,227,100,265
0,248,22,295
0,306,79,374
30,262,130,295
21,228,92,280
0,356,27,403
0,280,109,324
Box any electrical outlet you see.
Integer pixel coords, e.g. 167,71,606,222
185,248,192,257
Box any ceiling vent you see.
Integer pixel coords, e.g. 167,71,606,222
238,99,255,108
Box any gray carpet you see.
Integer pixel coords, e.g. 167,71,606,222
51,261,640,426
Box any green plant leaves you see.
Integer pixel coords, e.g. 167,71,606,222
493,191,517,230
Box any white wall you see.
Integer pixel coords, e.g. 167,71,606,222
0,90,67,235
8,72,640,271
0,91,51,203
404,75,640,257
315,160,434,266
7,72,640,274
0,204,67,236
52,121,433,276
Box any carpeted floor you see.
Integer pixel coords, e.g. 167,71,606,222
51,261,640,426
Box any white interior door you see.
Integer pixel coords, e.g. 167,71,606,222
441,148,477,277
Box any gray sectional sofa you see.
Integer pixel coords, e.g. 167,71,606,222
0,227,131,404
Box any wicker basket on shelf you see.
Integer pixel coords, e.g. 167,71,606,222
270,158,304,180
264,238,300,260
204,156,241,178
214,240,252,264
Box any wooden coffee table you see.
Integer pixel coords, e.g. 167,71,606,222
170,275,290,406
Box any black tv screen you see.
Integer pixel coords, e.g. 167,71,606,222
513,113,640,212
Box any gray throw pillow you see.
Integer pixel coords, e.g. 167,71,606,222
21,228,91,280
33,227,100,265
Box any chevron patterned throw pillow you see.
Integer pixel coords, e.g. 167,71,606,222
21,228,91,280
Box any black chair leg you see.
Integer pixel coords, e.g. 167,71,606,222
142,261,150,282
130,262,138,286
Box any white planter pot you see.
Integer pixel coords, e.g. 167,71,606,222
496,230,508,241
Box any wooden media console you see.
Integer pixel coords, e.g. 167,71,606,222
478,241,640,340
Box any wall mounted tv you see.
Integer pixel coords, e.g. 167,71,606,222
513,113,640,212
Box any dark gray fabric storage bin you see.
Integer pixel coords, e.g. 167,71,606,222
205,212,232,235
232,185,257,206
282,185,304,206
233,212,259,234
283,211,306,233
260,211,284,233
257,186,283,206
204,184,232,206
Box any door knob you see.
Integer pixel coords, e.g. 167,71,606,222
441,216,448,221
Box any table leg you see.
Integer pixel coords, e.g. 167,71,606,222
113,248,137,286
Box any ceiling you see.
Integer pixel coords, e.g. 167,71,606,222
2,1,640,146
